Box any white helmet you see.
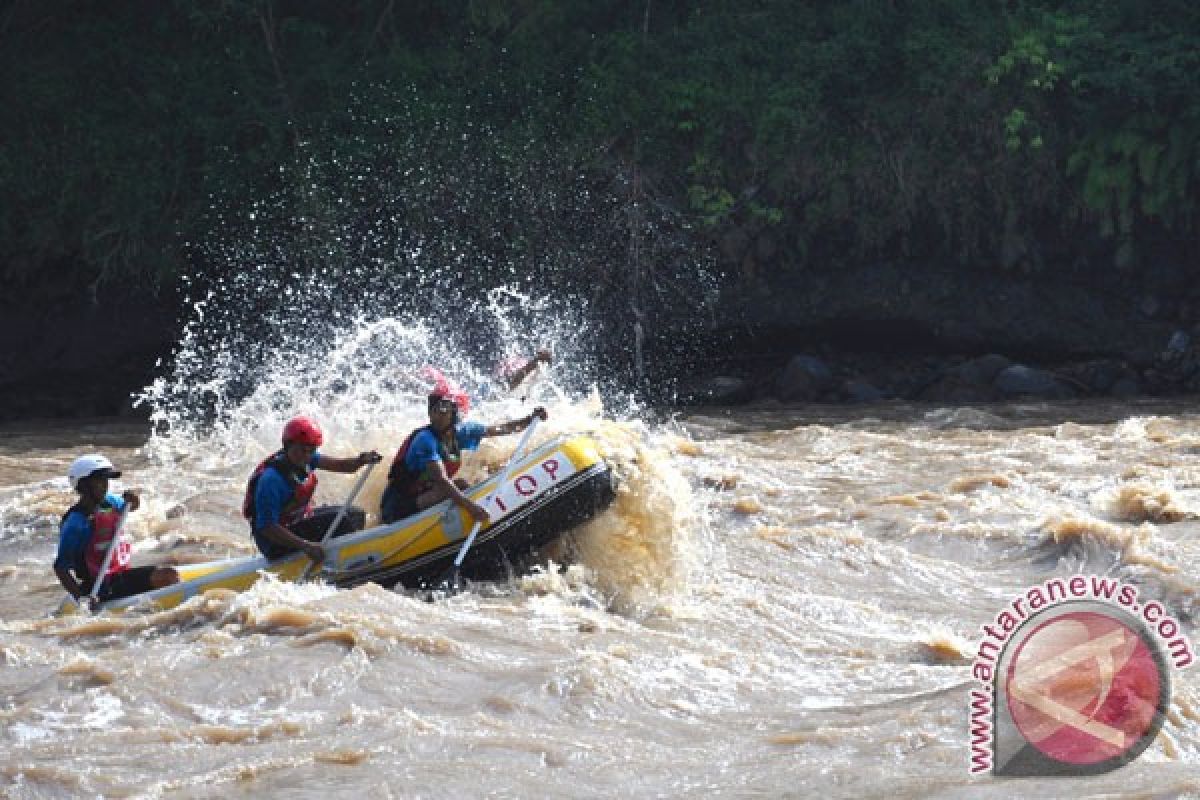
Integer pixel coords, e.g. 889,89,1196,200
67,454,122,490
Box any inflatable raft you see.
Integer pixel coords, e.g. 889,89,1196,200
67,435,616,613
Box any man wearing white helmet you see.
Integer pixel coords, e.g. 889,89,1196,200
53,454,179,607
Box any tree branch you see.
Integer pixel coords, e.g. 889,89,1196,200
258,1,294,121
364,0,395,59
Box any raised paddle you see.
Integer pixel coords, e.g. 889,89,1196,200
439,416,541,592
301,460,378,581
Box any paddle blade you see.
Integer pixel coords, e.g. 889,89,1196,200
53,596,86,617
436,565,464,595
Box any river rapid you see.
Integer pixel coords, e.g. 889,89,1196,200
2,389,1200,798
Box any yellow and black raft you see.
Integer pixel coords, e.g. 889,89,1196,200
69,435,615,613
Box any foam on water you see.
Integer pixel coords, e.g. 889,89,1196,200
6,107,1198,794
128,273,709,618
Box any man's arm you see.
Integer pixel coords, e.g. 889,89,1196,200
316,451,382,473
484,407,548,437
118,490,140,512
502,349,552,390
258,523,325,563
54,564,85,600
53,515,88,598
428,460,489,522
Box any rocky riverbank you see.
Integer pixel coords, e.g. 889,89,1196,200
672,260,1200,406
677,349,1183,406
5,258,1200,422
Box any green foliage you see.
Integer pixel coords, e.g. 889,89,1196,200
986,1,1200,267
1,0,1197,291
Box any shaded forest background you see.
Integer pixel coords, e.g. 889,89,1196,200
1,1,1199,414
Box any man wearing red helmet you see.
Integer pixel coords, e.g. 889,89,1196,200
243,416,381,563
380,383,548,524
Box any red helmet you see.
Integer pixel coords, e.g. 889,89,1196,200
420,365,470,416
282,415,324,447
428,386,470,416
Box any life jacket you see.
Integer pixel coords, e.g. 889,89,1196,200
387,425,462,496
62,501,131,581
242,451,318,529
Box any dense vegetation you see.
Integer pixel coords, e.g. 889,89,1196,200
2,0,1198,301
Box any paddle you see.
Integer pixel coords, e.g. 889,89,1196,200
59,506,131,614
301,461,378,581
439,416,541,592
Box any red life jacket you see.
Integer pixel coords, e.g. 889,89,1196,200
242,451,318,528
62,501,131,581
387,426,462,496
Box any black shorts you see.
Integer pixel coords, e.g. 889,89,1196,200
256,505,367,560
87,566,158,602
380,484,418,524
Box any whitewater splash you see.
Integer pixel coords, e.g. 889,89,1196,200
123,105,717,615
131,283,706,618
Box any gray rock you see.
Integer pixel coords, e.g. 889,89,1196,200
1089,362,1127,392
1110,376,1143,397
954,354,1012,386
1166,330,1191,355
680,375,753,405
843,379,884,404
776,355,834,401
916,375,999,403
1057,359,1132,393
993,365,1076,399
